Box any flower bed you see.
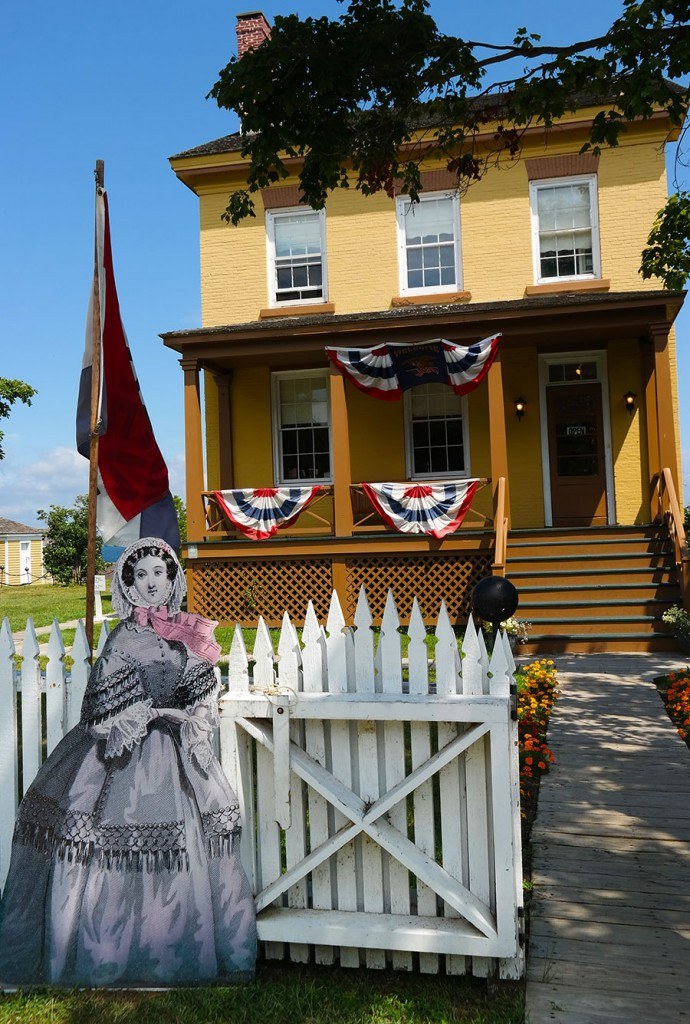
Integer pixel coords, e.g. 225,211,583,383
658,668,690,748
515,658,559,836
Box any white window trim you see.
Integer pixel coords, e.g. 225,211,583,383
403,386,471,480
265,206,328,308
529,174,601,285
271,369,333,486
537,350,616,527
396,192,462,296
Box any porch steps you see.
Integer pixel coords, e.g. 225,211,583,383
506,525,680,654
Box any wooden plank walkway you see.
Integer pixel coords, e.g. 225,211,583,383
525,653,690,1024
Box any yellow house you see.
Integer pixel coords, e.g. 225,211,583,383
0,518,45,587
163,15,686,651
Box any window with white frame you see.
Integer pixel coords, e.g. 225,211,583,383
404,383,469,478
272,371,332,483
266,209,327,305
530,175,600,282
396,193,461,295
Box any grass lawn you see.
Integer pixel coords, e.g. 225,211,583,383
0,584,113,633
0,963,524,1023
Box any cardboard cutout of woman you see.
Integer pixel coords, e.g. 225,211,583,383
0,538,256,987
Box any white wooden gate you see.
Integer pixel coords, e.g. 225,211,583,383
220,587,524,978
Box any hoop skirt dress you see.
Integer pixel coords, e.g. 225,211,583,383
0,618,257,987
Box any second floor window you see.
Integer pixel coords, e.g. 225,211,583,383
530,175,600,282
404,383,469,478
272,371,332,483
396,194,461,295
266,209,327,305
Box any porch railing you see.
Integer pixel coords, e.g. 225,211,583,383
492,477,508,577
203,480,496,539
659,467,690,611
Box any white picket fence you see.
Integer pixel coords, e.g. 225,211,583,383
0,587,524,979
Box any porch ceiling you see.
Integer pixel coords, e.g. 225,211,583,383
161,290,684,371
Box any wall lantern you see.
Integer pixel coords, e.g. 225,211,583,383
514,398,527,421
624,391,637,415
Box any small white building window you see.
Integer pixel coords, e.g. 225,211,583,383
396,193,461,295
530,175,601,283
266,208,327,306
404,383,469,478
271,370,332,484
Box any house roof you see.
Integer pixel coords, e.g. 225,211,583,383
0,518,42,537
162,289,685,344
169,85,686,162
161,289,686,371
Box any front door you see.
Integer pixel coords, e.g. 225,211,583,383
546,382,607,526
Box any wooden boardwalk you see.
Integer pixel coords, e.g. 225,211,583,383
525,653,690,1024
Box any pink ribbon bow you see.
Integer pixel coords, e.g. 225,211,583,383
133,605,222,664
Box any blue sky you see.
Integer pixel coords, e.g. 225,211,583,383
1,0,687,527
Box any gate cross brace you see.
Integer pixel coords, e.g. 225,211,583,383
237,716,496,938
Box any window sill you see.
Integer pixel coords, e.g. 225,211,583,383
259,302,335,319
391,291,472,307
524,279,610,296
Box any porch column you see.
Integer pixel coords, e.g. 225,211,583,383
212,371,234,488
487,350,511,529
329,365,353,614
651,322,679,492
329,365,354,537
642,339,661,521
181,357,206,544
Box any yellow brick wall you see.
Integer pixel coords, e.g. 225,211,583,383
231,367,274,487
607,340,649,524
195,128,669,326
501,347,545,528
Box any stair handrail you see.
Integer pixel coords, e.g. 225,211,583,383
492,476,508,578
660,467,690,611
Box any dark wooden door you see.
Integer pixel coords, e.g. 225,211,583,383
546,382,607,526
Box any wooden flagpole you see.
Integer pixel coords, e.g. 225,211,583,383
85,159,105,659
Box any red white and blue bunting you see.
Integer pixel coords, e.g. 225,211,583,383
326,334,501,401
362,480,481,539
213,487,321,541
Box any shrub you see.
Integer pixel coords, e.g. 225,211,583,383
662,605,690,651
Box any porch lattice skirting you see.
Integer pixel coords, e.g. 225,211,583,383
191,551,494,626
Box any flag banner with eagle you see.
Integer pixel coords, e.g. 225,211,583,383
76,189,180,561
325,335,501,400
362,480,482,538
213,486,322,540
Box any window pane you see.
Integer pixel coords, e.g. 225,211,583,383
277,375,331,481
537,181,594,280
403,197,457,291
409,383,465,476
274,214,321,256
273,212,324,301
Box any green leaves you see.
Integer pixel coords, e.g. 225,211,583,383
641,191,690,290
208,0,690,286
0,377,37,461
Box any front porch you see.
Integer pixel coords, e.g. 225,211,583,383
164,290,686,642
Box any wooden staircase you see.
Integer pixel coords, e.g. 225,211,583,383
506,524,680,654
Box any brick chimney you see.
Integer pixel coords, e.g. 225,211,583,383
236,11,271,57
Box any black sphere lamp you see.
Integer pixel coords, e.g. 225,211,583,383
471,576,519,640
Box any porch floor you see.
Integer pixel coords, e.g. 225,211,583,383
525,653,690,1023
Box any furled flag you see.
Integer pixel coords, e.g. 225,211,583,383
362,480,482,538
76,189,180,561
326,334,501,400
212,487,322,540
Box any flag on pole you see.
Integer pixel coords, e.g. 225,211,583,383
76,189,180,562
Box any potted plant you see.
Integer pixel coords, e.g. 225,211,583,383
662,605,690,654
478,616,531,652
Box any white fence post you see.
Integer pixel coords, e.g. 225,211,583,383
0,618,18,890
